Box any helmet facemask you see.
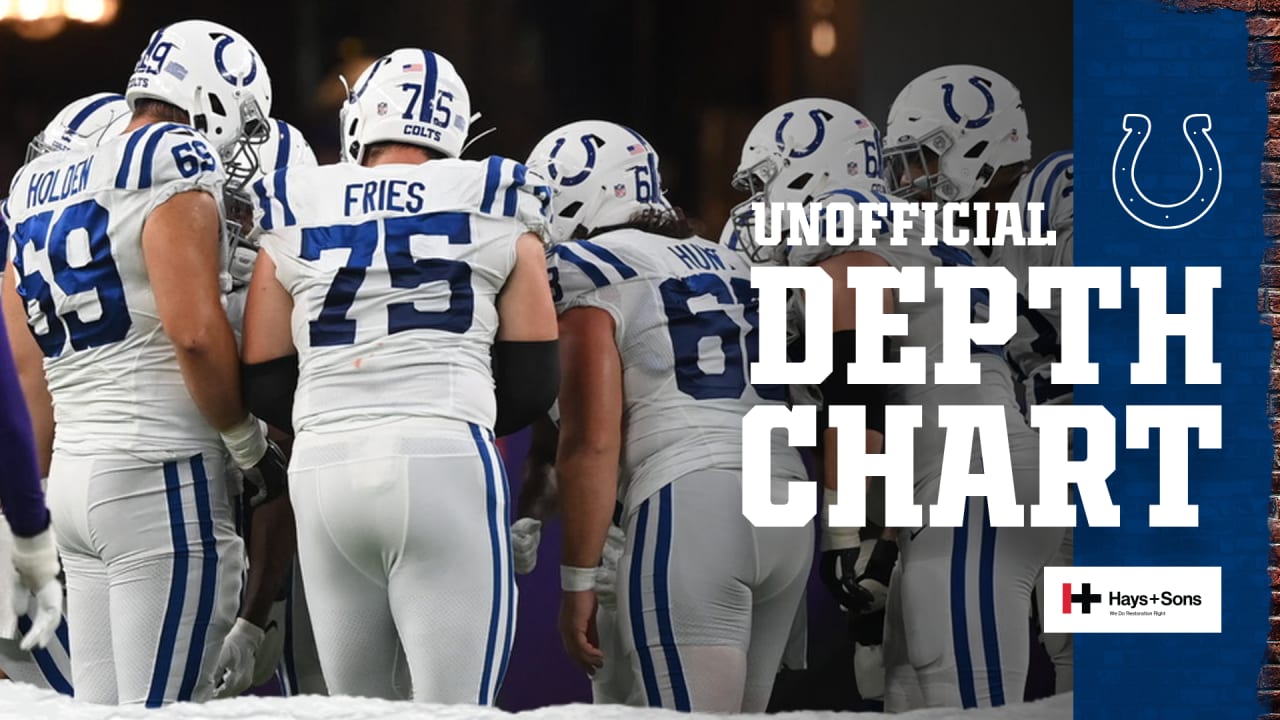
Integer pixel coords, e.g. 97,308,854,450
884,128,962,201
25,136,61,165
221,185,257,289
884,65,1031,203
221,96,271,193
728,154,796,265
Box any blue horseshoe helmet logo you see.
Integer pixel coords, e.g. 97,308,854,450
548,134,603,187
942,77,995,129
775,109,834,159
213,34,259,87
1111,113,1221,230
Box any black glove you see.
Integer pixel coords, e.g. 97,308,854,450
860,539,897,584
853,539,898,615
240,439,289,508
820,546,875,613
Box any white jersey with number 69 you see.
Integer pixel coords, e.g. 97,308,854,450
255,156,547,436
5,122,228,459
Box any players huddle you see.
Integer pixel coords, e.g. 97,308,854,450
0,17,1072,714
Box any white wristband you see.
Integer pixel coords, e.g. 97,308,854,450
560,565,596,592
221,415,268,469
822,487,862,552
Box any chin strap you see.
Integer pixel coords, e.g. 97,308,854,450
460,112,496,156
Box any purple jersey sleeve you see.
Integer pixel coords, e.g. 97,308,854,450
0,310,49,537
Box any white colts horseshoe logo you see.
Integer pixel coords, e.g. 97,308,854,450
1112,113,1221,230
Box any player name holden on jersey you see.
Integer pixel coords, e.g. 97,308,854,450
738,207,1222,533
26,156,94,207
751,200,1058,247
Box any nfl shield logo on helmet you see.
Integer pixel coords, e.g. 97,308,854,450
614,183,627,198
377,102,388,116
847,161,860,176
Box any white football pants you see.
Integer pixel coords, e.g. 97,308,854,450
48,451,243,706
618,470,812,713
289,421,515,704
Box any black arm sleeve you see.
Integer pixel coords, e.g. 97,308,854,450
493,340,559,437
819,330,892,433
242,354,299,435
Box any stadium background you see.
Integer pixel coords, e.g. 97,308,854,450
0,0,1071,711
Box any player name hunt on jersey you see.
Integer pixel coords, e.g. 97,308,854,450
739,261,1223,532
750,199,1059,248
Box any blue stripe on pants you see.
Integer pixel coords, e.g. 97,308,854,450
491,429,516,695
629,498,660,706
17,614,71,695
950,501,977,708
176,454,218,701
979,503,1005,705
469,423,502,705
653,485,690,710
147,461,189,707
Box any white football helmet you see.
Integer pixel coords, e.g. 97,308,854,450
340,48,471,163
884,64,1030,202
728,98,884,263
126,20,273,191
225,118,318,288
255,118,318,178
526,120,672,245
26,93,131,162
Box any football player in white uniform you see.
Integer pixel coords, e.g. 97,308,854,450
729,98,903,709
210,117,326,699
885,65,1073,694
1004,150,1073,696
530,121,812,713
734,91,1063,709
0,91,133,696
1,21,287,706
241,48,558,703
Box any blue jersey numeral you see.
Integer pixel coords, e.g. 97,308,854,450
731,277,788,402
385,214,472,334
11,199,130,358
300,222,378,346
659,272,786,402
171,140,217,178
547,265,564,303
302,211,474,347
